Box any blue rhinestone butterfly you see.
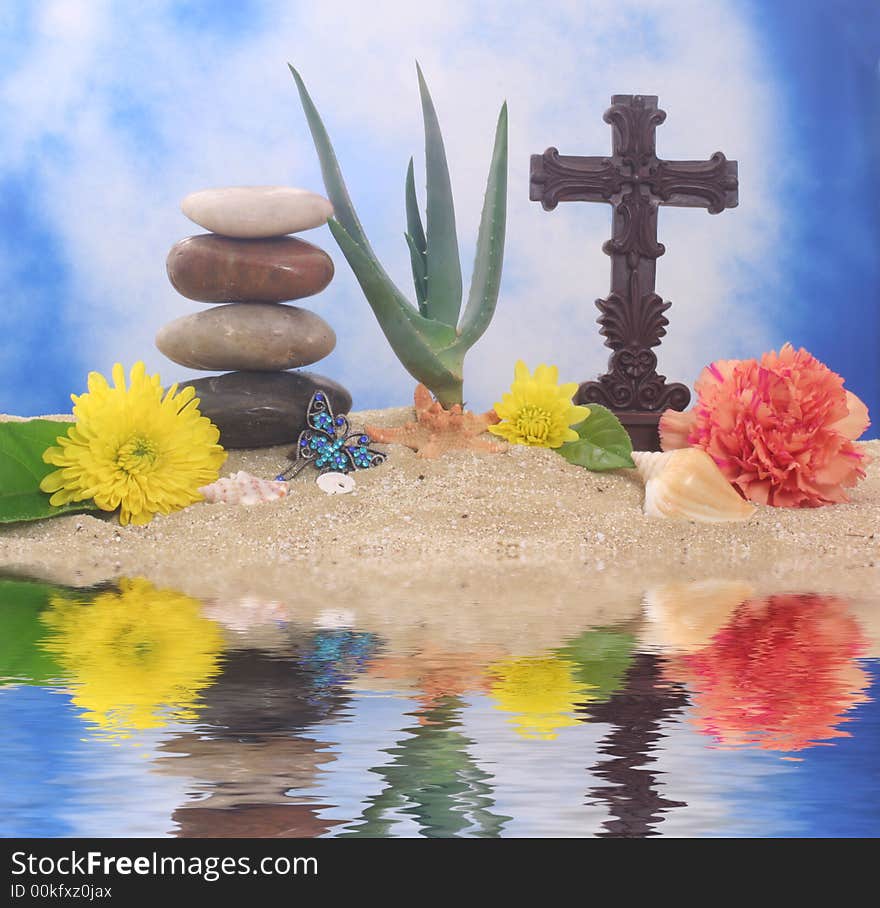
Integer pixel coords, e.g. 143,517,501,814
276,391,386,480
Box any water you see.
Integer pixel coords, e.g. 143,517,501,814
0,574,877,838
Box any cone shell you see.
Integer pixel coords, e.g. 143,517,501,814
199,470,289,505
632,448,756,523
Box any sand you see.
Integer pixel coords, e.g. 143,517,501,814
1,405,877,618
0,408,877,665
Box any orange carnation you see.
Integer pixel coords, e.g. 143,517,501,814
659,344,870,507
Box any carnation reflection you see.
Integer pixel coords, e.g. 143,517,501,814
659,591,870,753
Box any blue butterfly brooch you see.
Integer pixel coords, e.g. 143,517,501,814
276,391,386,481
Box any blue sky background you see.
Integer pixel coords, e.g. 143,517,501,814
0,0,877,424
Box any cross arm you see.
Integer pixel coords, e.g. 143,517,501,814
529,148,623,211
653,153,738,213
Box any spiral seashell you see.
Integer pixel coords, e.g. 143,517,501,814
632,448,756,523
198,471,289,505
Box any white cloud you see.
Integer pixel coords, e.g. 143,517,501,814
0,0,782,411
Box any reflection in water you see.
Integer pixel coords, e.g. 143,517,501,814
555,628,636,703
641,580,756,653
159,629,383,838
39,579,224,740
0,578,73,687
488,654,589,740
298,629,382,706
584,654,689,838
0,574,877,837
341,696,510,838
364,645,501,709
665,594,870,752
483,628,637,743
158,646,345,839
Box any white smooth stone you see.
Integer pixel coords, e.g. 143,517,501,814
181,186,333,238
316,472,355,495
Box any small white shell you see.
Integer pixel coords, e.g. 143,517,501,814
632,448,755,523
199,470,289,505
316,472,356,495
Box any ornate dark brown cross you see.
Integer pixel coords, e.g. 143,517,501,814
530,94,738,450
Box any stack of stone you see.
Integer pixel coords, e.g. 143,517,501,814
157,186,351,448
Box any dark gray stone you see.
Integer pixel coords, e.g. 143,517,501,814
182,370,352,449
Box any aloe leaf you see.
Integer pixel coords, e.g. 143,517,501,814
328,219,460,392
416,63,463,328
289,64,405,296
405,233,428,315
458,102,508,349
405,158,427,254
405,158,428,309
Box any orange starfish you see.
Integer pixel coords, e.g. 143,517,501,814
366,384,506,459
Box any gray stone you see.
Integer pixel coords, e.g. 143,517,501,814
181,371,352,449
181,186,333,238
156,304,335,372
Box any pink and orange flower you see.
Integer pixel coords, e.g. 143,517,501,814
659,343,870,508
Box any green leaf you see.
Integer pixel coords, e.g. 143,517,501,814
405,232,428,315
457,102,508,349
289,63,406,299
0,420,100,524
405,158,428,311
558,404,635,472
328,218,461,394
416,63,463,328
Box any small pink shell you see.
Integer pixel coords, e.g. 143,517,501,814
198,470,289,505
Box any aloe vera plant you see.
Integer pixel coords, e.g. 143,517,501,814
290,63,508,407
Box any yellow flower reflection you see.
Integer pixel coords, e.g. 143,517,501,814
40,578,224,740
488,654,592,740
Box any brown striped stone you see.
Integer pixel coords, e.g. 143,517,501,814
166,235,334,303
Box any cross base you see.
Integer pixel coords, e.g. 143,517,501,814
610,410,662,452
573,388,664,452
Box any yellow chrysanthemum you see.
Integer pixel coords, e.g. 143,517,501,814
39,578,225,741
40,361,226,525
488,654,593,741
489,360,590,448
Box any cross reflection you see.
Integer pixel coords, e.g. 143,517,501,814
582,653,689,837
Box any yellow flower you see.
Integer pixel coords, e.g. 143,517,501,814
488,654,593,740
40,361,226,525
489,360,589,448
40,578,225,740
